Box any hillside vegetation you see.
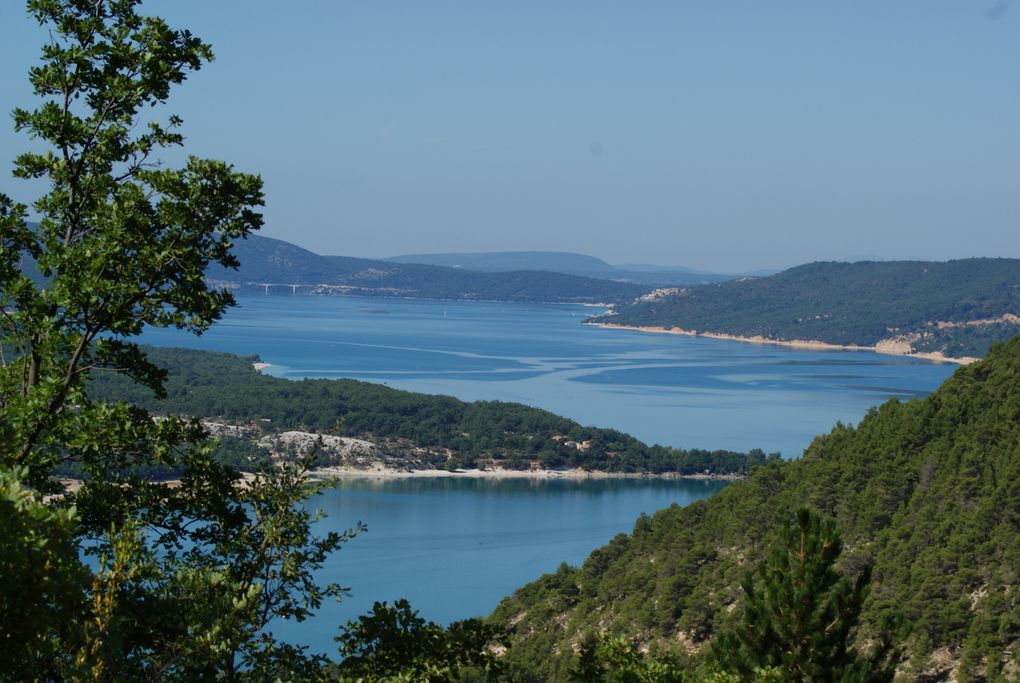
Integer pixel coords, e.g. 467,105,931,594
204,234,651,303
86,347,776,477
490,337,1020,681
591,259,1020,359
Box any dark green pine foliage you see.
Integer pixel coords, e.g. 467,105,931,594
711,508,898,682
0,468,89,679
568,635,688,682
331,599,506,681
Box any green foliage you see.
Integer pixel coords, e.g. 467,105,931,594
570,635,688,682
594,259,1020,358
0,467,88,679
153,457,362,679
332,599,506,682
711,508,902,682
493,338,1020,680
1,5,521,680
561,510,903,683
0,0,263,492
0,2,371,680
88,346,778,476
697,669,785,683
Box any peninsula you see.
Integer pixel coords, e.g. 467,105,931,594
85,346,777,480
587,259,1020,361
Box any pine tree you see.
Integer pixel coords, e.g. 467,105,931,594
711,507,903,682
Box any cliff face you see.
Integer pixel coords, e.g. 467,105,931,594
491,337,1020,681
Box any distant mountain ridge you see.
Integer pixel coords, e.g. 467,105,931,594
387,250,613,272
589,258,1020,359
386,250,734,285
204,234,651,304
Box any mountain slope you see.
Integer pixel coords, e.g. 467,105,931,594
204,235,650,303
386,251,615,273
386,250,734,286
490,337,1020,681
591,259,1020,359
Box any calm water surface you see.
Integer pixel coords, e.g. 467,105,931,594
139,295,957,650
287,477,726,654
142,295,956,456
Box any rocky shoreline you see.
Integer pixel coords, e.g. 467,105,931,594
586,322,980,365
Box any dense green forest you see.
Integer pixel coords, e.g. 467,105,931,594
87,346,777,476
489,337,1020,681
591,259,1020,358
203,234,652,304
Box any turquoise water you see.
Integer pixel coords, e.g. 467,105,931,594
137,295,957,652
290,477,726,655
141,295,957,457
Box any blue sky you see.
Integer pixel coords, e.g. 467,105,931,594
1,1,1018,272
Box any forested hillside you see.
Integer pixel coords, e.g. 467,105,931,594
87,347,776,477
490,337,1020,681
591,259,1020,359
204,234,650,303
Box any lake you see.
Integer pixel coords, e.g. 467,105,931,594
292,477,727,655
142,294,957,457
138,294,957,651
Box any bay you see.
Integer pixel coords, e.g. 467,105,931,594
136,294,957,652
141,294,957,457
291,477,726,655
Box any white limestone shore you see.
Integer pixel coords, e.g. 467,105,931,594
586,322,980,365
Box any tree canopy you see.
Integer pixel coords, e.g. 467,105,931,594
711,508,902,682
0,2,356,678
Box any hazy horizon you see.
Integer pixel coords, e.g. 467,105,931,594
258,234,1012,277
1,1,1018,272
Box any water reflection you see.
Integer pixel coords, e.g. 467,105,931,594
275,476,728,655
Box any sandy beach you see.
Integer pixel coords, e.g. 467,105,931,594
252,361,272,371
586,322,980,365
